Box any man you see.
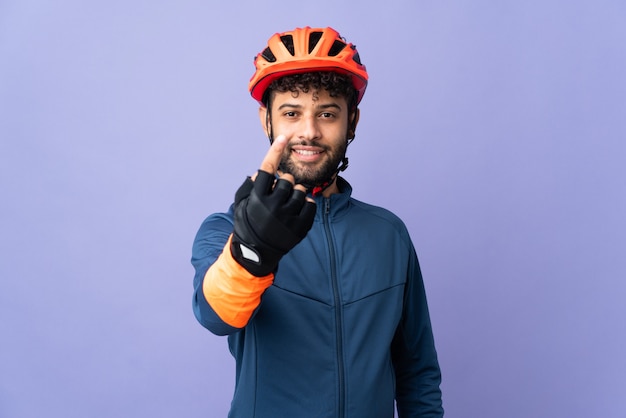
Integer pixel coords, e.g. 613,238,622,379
192,26,443,417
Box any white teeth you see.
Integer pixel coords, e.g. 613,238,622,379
295,150,320,156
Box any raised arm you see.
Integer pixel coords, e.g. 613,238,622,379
192,135,316,335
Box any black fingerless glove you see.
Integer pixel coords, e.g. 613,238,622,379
231,170,316,276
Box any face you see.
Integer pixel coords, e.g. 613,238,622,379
260,89,355,192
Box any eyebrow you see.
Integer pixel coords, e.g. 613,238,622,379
277,102,343,111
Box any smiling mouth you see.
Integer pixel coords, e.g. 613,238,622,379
294,149,322,156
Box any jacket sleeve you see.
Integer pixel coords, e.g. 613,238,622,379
391,245,444,417
191,207,274,336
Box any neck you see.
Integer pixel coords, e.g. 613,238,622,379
308,174,340,198
320,178,340,197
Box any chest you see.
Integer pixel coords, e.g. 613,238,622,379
273,217,409,306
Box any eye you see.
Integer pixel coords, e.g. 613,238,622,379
320,112,335,119
283,111,298,118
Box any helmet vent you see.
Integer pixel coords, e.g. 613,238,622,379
328,40,346,57
261,47,276,62
249,27,368,104
280,35,295,55
352,47,363,65
308,31,323,52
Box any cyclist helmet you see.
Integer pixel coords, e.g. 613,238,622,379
248,26,368,106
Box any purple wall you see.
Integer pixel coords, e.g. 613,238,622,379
1,1,625,417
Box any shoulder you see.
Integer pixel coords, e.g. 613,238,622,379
338,178,407,231
349,197,411,241
192,206,235,259
197,206,235,232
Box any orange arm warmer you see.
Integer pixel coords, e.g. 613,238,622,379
202,235,274,328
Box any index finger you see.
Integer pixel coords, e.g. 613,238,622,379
259,134,288,175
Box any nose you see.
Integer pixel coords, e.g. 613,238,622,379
297,114,321,142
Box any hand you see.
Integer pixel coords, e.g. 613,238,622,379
230,135,316,276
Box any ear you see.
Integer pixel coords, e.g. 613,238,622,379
348,108,360,139
258,106,270,138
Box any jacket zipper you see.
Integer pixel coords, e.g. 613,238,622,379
324,198,345,418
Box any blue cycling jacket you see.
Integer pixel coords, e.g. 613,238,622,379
192,178,443,417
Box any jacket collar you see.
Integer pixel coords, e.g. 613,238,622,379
312,176,352,221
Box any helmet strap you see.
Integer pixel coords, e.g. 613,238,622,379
265,104,275,144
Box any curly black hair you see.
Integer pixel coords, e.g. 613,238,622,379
263,71,357,110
